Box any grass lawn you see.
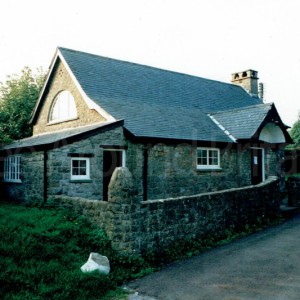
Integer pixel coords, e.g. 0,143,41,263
0,202,151,300
290,173,300,178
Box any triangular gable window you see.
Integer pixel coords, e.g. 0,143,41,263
49,90,77,123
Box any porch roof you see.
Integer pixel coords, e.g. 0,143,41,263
210,103,273,140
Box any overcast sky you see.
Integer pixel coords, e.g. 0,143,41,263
1,0,299,126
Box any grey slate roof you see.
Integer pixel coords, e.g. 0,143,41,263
57,47,266,143
211,103,273,140
1,121,120,151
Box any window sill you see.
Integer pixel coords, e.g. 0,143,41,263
47,117,78,126
2,180,22,183
196,167,222,172
69,179,93,183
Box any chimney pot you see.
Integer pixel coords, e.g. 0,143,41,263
231,69,259,96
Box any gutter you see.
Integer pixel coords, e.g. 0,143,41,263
143,145,149,201
43,149,48,204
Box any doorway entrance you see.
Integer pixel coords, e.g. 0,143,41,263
251,148,264,185
103,149,125,201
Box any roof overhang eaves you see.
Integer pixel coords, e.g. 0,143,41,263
0,120,124,154
123,128,236,146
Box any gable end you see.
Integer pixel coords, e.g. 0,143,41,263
31,50,115,135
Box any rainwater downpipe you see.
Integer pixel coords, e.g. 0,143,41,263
236,144,241,186
43,149,48,204
143,146,149,201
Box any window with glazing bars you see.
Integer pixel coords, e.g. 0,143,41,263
4,156,21,182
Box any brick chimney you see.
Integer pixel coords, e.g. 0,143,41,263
231,69,259,96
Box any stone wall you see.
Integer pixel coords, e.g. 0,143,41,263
142,143,281,200
51,196,109,228
0,126,125,203
0,152,45,204
47,126,126,200
1,135,283,206
287,176,300,207
146,144,242,200
285,150,300,175
53,168,281,255
137,176,280,254
22,152,45,204
10,139,253,203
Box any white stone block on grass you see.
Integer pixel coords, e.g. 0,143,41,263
80,252,110,275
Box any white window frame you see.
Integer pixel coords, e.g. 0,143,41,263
4,156,22,183
70,157,90,180
48,90,77,124
196,147,221,170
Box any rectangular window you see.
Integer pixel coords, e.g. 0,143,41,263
4,156,21,183
71,157,90,180
196,148,220,170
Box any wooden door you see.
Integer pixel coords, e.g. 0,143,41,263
251,148,263,185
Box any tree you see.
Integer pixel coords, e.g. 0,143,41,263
0,67,46,145
289,112,300,149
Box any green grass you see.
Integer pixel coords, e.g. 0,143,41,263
290,173,300,178
0,202,151,300
285,173,300,181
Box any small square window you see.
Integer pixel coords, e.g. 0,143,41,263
71,158,90,180
196,148,220,170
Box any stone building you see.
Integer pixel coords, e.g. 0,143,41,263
0,47,292,204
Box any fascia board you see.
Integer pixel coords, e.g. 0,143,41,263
29,48,60,124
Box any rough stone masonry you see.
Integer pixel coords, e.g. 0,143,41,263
54,167,281,255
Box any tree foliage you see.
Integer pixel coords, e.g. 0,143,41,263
0,67,46,144
289,112,300,149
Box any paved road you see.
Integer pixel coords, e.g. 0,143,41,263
127,214,300,300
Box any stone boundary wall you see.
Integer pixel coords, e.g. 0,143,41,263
285,150,300,175
137,176,280,254
51,196,108,229
52,169,281,255
287,177,300,207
